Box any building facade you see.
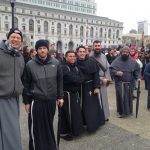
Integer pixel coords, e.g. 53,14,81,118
122,33,143,48
138,20,150,36
0,0,123,53
16,0,97,16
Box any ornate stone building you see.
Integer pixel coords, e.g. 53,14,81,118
0,0,123,53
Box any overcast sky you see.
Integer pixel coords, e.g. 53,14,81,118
95,0,149,34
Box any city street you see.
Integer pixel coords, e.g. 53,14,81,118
20,81,150,150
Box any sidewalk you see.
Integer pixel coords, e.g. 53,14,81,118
108,80,150,140
20,80,150,150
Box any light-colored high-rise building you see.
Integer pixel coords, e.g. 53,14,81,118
0,0,123,52
138,20,150,35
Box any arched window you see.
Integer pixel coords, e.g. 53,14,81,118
68,41,74,50
116,30,119,39
80,26,84,37
90,27,93,38
69,24,73,36
57,23,61,35
44,21,48,33
14,17,18,28
108,28,111,39
29,19,34,31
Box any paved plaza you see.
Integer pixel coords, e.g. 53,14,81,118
20,81,150,150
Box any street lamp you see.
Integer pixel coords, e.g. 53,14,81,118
10,0,16,29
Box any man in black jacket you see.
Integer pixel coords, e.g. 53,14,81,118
60,51,84,140
23,39,64,150
0,28,24,150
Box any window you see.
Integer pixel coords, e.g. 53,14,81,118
90,27,93,38
44,21,48,33
5,24,9,31
22,25,26,31
113,34,115,39
22,9,25,14
5,7,8,11
64,29,67,35
116,30,119,39
5,16,8,20
108,29,111,39
29,19,34,31
80,26,84,37
69,24,73,36
96,31,98,37
14,17,18,28
99,28,103,38
57,23,61,35
86,28,88,37
76,30,78,36
51,28,54,34
38,26,41,33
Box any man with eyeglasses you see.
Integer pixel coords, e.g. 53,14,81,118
0,28,24,150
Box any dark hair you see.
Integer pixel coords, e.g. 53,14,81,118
30,48,35,54
22,46,30,63
93,40,101,45
22,46,29,56
76,45,86,52
35,39,49,51
7,28,23,41
65,50,75,57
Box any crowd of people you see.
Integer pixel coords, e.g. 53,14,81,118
0,27,150,150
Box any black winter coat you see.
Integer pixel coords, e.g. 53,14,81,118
22,55,63,104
